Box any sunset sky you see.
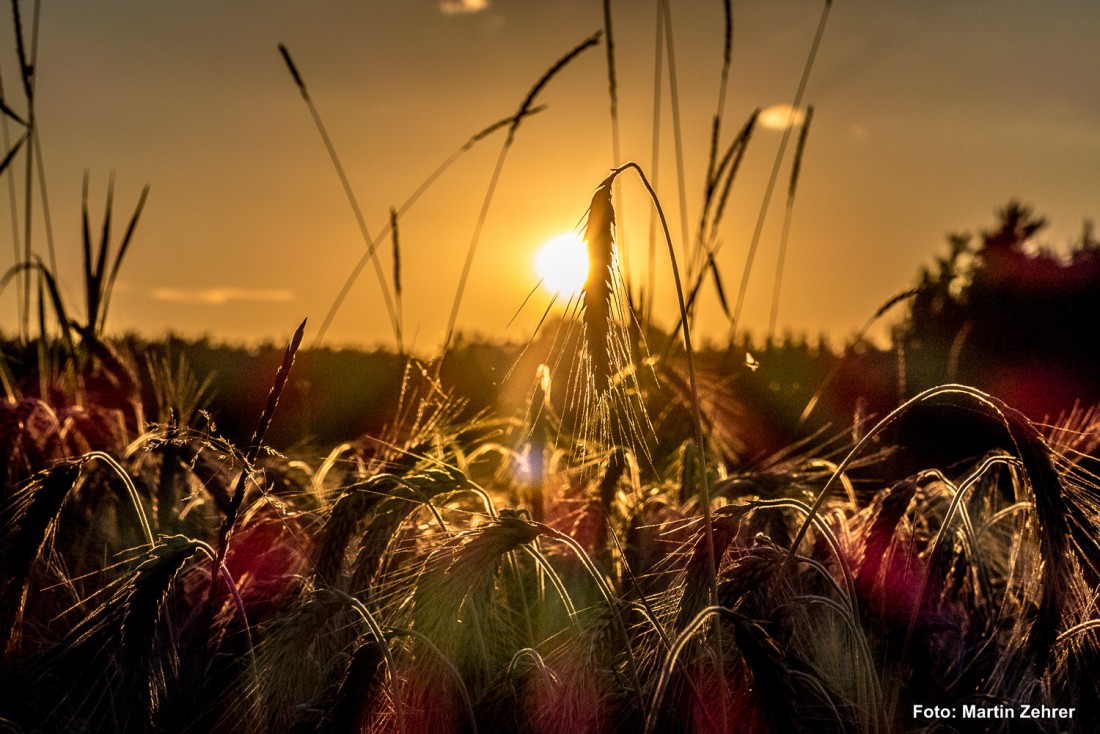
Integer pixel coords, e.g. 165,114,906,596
0,0,1096,350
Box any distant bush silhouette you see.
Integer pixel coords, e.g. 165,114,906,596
896,201,1100,417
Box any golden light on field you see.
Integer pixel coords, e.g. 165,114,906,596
535,232,589,298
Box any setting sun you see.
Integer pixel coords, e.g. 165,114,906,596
535,232,589,298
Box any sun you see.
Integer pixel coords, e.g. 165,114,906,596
535,232,589,298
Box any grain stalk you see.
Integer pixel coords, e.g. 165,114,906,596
768,104,814,342
728,0,832,340
583,161,726,724
207,319,305,638
591,162,715,602
441,31,601,360
277,44,400,350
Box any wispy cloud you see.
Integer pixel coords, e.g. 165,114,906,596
150,287,296,306
440,0,488,15
759,103,806,131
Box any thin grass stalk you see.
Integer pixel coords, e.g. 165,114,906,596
602,0,629,283
31,129,53,276
12,0,35,342
0,75,24,330
704,0,733,192
277,44,401,349
19,117,32,343
976,501,1032,540
728,0,832,339
693,0,733,280
207,320,305,638
98,184,148,334
657,0,692,276
442,31,601,359
390,206,404,355
1056,619,1100,646
521,545,579,623
644,0,665,329
507,647,554,678
706,109,759,246
25,0,49,277
768,105,814,342
34,274,46,395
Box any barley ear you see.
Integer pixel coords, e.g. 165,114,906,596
583,181,615,392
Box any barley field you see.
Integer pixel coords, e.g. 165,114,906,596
1,2,1099,733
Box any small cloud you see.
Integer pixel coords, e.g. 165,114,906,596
759,103,806,131
440,0,488,15
150,287,296,306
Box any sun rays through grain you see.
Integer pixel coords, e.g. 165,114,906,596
2,2,1099,733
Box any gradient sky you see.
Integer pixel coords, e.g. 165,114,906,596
0,0,1096,350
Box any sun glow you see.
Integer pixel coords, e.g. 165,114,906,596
535,232,589,298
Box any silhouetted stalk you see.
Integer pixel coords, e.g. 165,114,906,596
442,31,601,360
728,0,832,340
694,0,733,280
600,162,724,721
705,0,733,190
390,206,404,355
645,0,665,330
0,70,22,330
658,0,692,275
32,128,54,275
25,0,51,277
768,105,814,341
602,0,629,282
277,44,401,350
207,320,305,643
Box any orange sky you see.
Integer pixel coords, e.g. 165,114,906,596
0,1,1096,350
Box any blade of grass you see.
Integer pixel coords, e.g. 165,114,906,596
441,31,601,359
728,0,832,340
277,44,401,349
767,105,814,341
